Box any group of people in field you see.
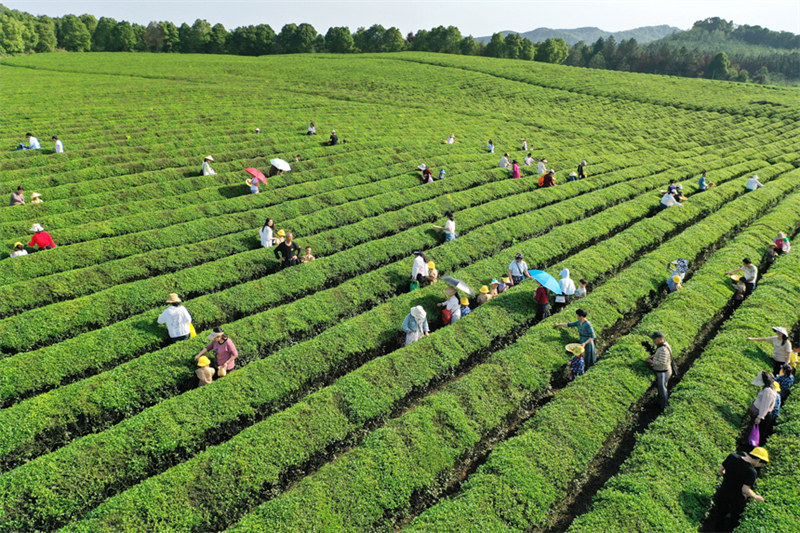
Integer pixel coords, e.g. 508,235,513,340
658,171,764,211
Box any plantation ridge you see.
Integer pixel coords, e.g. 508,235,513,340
1,51,799,532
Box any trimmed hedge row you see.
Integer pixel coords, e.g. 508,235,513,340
406,175,800,532
13,163,787,533
0,161,712,531
735,401,800,533
565,236,800,532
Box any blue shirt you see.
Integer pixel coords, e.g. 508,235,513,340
461,306,471,316
570,355,585,378
698,176,708,190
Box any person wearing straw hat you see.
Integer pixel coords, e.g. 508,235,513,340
647,331,678,410
731,275,746,302
27,223,56,250
567,171,578,183
745,174,763,192
30,192,43,204
157,293,193,343
725,258,757,295
553,308,597,368
566,343,585,380
195,356,215,386
416,164,433,184
476,285,492,305
437,286,461,324
9,242,27,258
201,156,216,176
749,371,779,443
9,185,24,206
577,160,587,179
773,231,789,254
508,253,532,286
764,243,778,265
195,327,238,377
716,446,768,531
328,130,339,146
748,327,792,375
445,133,456,145
426,261,439,285
401,305,430,346
460,297,472,317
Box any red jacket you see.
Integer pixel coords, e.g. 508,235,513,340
534,286,549,304
28,232,56,249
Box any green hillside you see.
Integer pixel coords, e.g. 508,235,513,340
0,52,798,532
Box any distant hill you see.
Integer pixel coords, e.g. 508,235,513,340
477,25,681,45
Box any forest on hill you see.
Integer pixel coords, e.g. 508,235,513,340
0,3,796,84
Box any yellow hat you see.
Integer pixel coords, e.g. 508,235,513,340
566,343,585,356
672,275,681,284
501,277,510,283
277,229,286,237
730,274,742,282
479,285,489,294
12,242,24,248
460,297,469,306
197,356,211,367
428,261,435,269
749,447,769,462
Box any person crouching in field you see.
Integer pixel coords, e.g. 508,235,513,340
28,223,56,250
195,327,238,378
196,356,215,386
201,156,215,176
157,293,193,343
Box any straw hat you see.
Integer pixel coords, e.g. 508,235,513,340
445,286,457,296
581,160,587,165
277,229,286,237
31,192,41,198
417,164,427,170
428,261,435,269
197,356,211,367
565,343,585,356
245,179,253,186
29,223,44,232
165,293,182,304
204,155,214,161
730,274,742,282
569,172,577,177
460,297,469,306
479,285,489,294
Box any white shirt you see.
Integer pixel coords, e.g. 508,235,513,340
259,226,274,248
28,137,40,149
54,140,64,153
575,286,587,298
487,144,494,153
746,177,762,191
444,219,456,238
202,162,216,176
522,141,528,150
523,156,534,166
661,193,682,207
445,295,461,317
10,250,28,257
559,278,576,296
157,305,192,338
446,136,454,144
499,156,509,168
537,161,547,174
509,260,529,278
742,264,758,283
411,255,429,280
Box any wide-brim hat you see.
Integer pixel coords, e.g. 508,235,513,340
748,447,769,462
12,241,23,248
565,343,585,356
165,293,182,304
245,179,253,186
428,261,436,269
460,297,469,306
751,371,772,386
541,159,548,163
777,232,787,239
569,172,577,177
205,155,214,161
730,274,742,282
417,164,427,170
772,326,789,337
445,286,457,296
277,230,286,236
197,356,211,367
581,160,587,165
479,285,489,294
29,223,44,232
31,192,41,198
207,332,222,340
501,277,510,283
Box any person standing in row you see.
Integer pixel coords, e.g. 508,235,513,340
260,218,277,248
438,286,461,324
28,223,57,250
697,170,715,191
554,268,575,313
659,190,683,210
487,140,495,153
426,261,438,284
433,212,456,242
749,371,778,444
574,278,588,299
511,160,521,179
411,250,429,284
715,447,768,532
537,158,548,175
499,153,511,168
195,327,238,377
534,280,550,321
725,258,757,295
747,326,792,375
577,160,587,179
647,331,677,410
401,305,430,346
157,293,193,343
52,136,64,153
22,133,40,150
201,156,215,176
9,186,24,206
553,308,597,368
274,231,301,268
521,138,528,151
524,153,534,166
508,253,532,286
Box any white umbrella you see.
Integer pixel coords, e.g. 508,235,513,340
441,276,476,296
270,158,291,172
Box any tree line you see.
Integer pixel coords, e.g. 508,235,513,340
0,5,794,84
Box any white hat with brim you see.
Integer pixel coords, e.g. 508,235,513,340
31,192,41,198
418,164,427,170
207,332,221,340
772,326,789,337
30,223,44,232
752,372,770,386
205,155,214,161
569,172,577,177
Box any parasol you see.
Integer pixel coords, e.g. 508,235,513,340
441,276,476,296
245,168,268,184
527,270,562,294
270,158,292,172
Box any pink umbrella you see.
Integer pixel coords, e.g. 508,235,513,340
245,168,268,184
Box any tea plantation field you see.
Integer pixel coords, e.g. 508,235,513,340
1,51,799,532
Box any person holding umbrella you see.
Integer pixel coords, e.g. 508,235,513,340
274,231,301,268
508,253,532,286
401,305,430,346
534,280,550,320
245,168,268,194
201,156,215,176
268,158,291,177
437,286,461,324
553,308,597,368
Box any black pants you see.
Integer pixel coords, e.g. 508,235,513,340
169,334,191,343
744,281,755,295
511,275,524,285
536,303,550,321
552,295,569,314
716,496,746,532
772,359,784,375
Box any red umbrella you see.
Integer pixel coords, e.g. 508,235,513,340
245,168,268,184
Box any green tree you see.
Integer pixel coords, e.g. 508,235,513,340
736,68,749,82
161,21,180,52
35,16,57,52
277,23,297,53
0,14,25,53
59,14,91,51
588,51,606,69
520,38,536,60
187,19,212,53
459,36,478,55
21,18,38,51
382,27,405,52
229,24,275,55
535,37,569,64
566,41,590,66
324,26,354,53
111,21,137,51
208,23,228,53
92,17,117,51
79,14,97,36
485,32,506,58
177,23,192,52
428,25,461,53
707,51,732,79
142,21,166,52
754,65,769,84
504,33,522,59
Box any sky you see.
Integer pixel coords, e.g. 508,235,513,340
4,0,799,36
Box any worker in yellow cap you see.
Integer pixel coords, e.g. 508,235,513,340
460,296,471,317
196,356,215,386
476,285,491,305
10,242,27,258
716,447,768,531
667,274,682,292
426,261,439,285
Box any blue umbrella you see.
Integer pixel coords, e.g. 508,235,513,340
527,270,562,294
